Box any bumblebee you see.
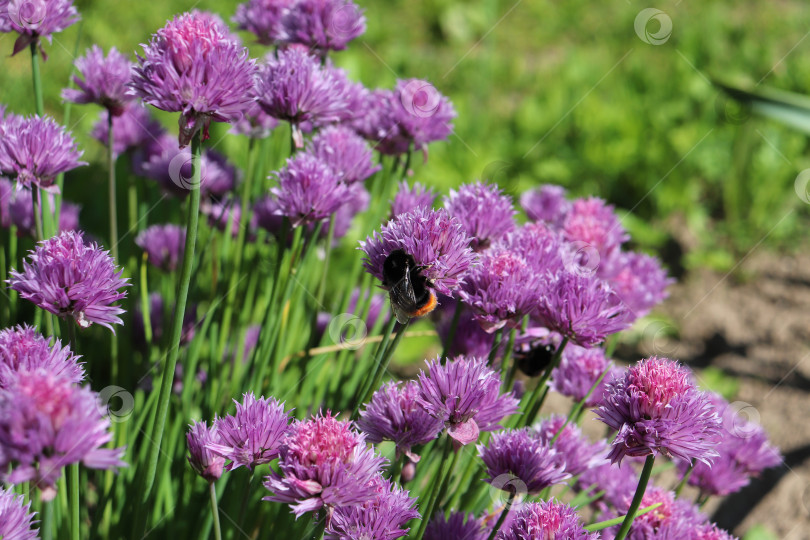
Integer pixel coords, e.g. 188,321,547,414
515,342,556,377
382,249,438,324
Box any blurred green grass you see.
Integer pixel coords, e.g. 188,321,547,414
2,0,809,266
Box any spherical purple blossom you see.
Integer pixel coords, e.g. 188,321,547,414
562,197,628,263
0,486,38,540
129,11,258,147
279,0,366,55
0,370,125,500
233,0,291,45
229,101,279,138
360,207,475,297
459,245,544,333
256,48,353,144
0,114,85,191
308,125,381,183
599,251,674,319
533,271,631,348
550,343,612,407
534,416,608,477
325,475,419,540
8,231,128,331
497,501,597,540
62,45,134,115
0,0,79,57
263,412,387,517
678,394,781,497
605,487,708,540
391,181,436,218
186,420,226,483
135,224,186,272
479,428,570,495
520,184,570,226
597,356,722,465
416,356,519,445
444,181,516,251
0,324,84,388
271,152,349,227
357,380,444,462
425,512,490,540
91,103,165,159
207,393,291,471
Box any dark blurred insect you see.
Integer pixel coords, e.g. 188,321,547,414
515,342,556,377
382,249,437,324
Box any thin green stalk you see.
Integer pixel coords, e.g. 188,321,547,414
488,328,504,364
30,42,44,115
614,455,655,540
585,502,662,532
107,111,119,261
33,185,44,242
412,437,453,540
550,367,610,446
350,315,397,419
140,131,202,505
501,328,518,391
487,492,515,540
140,254,153,344
209,483,223,540
521,337,569,426
68,462,80,540
42,499,54,540
440,301,463,360
674,463,694,497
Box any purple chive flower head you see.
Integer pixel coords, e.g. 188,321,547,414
280,0,366,55
135,224,186,272
256,48,352,144
263,411,387,517
425,512,490,540
534,271,631,348
308,125,381,183
0,325,84,388
271,152,349,227
597,356,722,465
360,207,476,297
130,11,258,147
0,370,125,500
186,420,226,483
62,45,134,115
233,0,291,45
520,184,570,226
497,501,597,540
534,416,608,477
325,475,419,540
0,487,38,540
0,114,85,191
459,245,544,333
91,103,164,159
444,181,516,251
479,428,570,495
391,181,436,218
562,197,629,263
550,343,612,407
416,356,519,445
697,524,738,540
678,394,781,496
606,487,708,540
8,231,128,331
599,251,674,319
0,0,79,56
207,393,291,471
357,380,444,462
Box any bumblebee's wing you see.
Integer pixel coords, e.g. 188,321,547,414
388,272,418,324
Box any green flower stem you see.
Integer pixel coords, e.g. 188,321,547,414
350,315,397,419
30,42,44,115
487,492,515,540
614,455,656,540
68,462,80,540
585,501,662,532
488,328,504,364
42,499,54,540
107,111,119,262
140,254,153,344
521,337,569,426
440,301,463,360
412,436,454,540
501,327,518,391
209,482,223,540
674,463,694,497
550,367,610,446
140,130,202,506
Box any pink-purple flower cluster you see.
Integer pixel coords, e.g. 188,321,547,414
0,486,39,539
135,224,186,272
62,45,134,115
496,500,597,540
0,0,80,57
0,324,84,387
